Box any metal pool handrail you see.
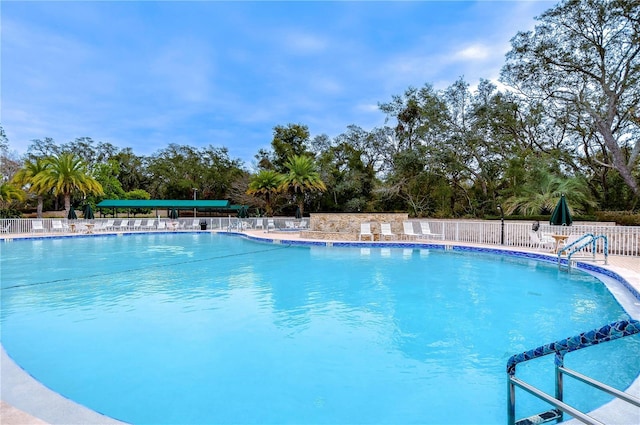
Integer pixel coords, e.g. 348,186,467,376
507,320,640,425
557,233,609,269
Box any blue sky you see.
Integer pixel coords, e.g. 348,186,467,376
2,1,554,168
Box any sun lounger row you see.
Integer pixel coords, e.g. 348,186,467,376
29,219,206,233
95,219,200,231
251,218,308,231
359,221,444,241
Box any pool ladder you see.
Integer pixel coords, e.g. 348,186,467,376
557,234,608,271
507,320,640,425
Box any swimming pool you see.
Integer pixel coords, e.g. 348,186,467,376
1,233,639,424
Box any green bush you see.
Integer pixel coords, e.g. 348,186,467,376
0,208,23,218
596,211,640,226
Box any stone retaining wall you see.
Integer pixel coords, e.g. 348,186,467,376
301,213,408,240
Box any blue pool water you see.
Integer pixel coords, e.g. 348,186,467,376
1,233,638,424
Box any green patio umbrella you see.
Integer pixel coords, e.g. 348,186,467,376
82,204,94,219
295,206,302,219
169,208,179,219
550,194,572,226
67,205,77,220
237,205,249,218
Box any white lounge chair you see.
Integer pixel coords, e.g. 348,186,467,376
562,234,582,249
255,218,264,229
359,222,374,241
191,219,199,229
285,220,296,229
157,220,167,230
51,220,68,232
380,222,396,241
267,219,275,231
32,220,45,232
102,219,115,231
419,222,444,240
298,219,308,229
117,220,129,231
141,219,155,230
529,230,554,251
133,219,142,230
402,221,420,240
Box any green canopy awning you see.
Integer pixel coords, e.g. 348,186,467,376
96,199,231,209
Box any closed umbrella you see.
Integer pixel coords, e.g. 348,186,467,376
238,205,249,218
169,208,178,219
82,204,94,219
295,206,302,219
550,194,572,226
67,205,77,220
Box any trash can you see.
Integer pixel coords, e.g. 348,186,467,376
200,221,207,230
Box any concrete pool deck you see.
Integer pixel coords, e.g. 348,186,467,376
1,229,639,424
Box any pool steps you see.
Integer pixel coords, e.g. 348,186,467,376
507,320,640,425
558,233,609,271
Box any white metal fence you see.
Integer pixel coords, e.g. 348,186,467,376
422,219,639,257
1,217,639,256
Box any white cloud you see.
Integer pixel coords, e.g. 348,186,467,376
452,44,491,61
279,30,328,54
309,76,343,95
355,103,380,113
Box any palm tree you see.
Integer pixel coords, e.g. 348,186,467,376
11,158,50,218
279,155,327,216
31,153,104,216
502,169,597,216
0,181,25,208
247,170,283,216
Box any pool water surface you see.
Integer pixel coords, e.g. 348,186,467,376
1,233,638,424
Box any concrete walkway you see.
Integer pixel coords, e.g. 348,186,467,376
2,230,639,425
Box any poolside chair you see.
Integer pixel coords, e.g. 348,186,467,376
298,219,308,229
191,219,199,229
0,222,11,233
267,219,275,231
380,222,396,241
117,220,129,231
285,220,296,229
529,230,554,251
133,219,142,230
359,222,374,241
32,220,45,232
51,220,68,232
418,222,444,240
402,221,420,240
157,220,167,230
141,219,155,230
102,219,115,231
255,218,264,229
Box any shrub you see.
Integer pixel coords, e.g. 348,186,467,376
596,211,640,226
0,208,23,218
